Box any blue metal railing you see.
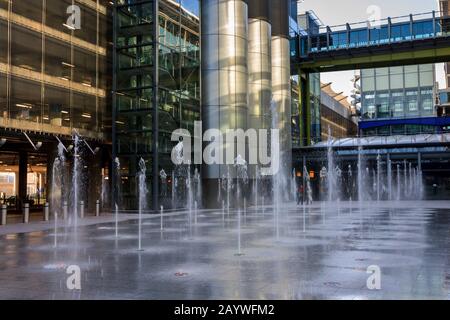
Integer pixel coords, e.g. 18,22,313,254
295,11,450,57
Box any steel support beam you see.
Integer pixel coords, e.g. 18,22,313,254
298,45,450,73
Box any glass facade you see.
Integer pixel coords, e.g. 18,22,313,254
295,71,321,147
360,64,436,135
291,77,301,148
0,0,111,211
114,0,200,209
0,0,111,140
309,72,321,144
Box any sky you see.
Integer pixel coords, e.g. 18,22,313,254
298,0,445,102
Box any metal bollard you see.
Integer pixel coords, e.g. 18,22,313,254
43,202,49,221
1,204,6,225
80,201,85,218
23,203,30,223
63,201,68,220
96,200,100,217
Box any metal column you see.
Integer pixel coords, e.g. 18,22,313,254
248,0,271,131
270,0,292,168
201,0,249,204
248,0,271,178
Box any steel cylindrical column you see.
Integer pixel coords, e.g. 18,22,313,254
202,0,249,181
248,0,271,179
270,0,292,173
202,0,249,206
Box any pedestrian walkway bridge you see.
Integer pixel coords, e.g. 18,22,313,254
293,11,450,72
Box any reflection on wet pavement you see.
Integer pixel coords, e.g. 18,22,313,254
0,201,449,300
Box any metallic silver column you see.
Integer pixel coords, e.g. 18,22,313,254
248,0,271,179
202,0,249,180
271,0,292,171
248,0,271,132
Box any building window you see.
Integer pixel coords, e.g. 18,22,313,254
406,90,419,116
391,91,404,118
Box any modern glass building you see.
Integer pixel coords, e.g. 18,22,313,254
113,0,301,209
0,0,111,212
359,64,437,136
291,75,321,147
0,0,357,213
113,0,200,209
320,83,357,140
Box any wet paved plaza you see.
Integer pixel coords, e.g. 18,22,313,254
1,201,450,300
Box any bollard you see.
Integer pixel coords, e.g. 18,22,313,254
43,203,49,221
23,203,30,224
80,201,85,218
63,201,68,220
160,206,164,231
1,204,6,225
96,200,100,217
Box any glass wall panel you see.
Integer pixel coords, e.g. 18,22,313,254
376,74,389,91
12,0,42,23
45,38,71,78
0,20,6,64
362,92,375,119
376,92,390,118
0,74,6,118
45,0,73,35
404,65,419,88
390,66,404,90
11,24,42,72
43,85,70,127
72,93,97,131
9,78,41,123
406,89,419,116
73,48,97,86
420,70,434,87
74,5,98,46
391,91,404,118
420,88,434,116
117,88,153,111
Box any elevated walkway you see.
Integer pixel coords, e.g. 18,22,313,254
294,11,450,72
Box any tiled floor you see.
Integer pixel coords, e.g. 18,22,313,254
0,201,449,300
